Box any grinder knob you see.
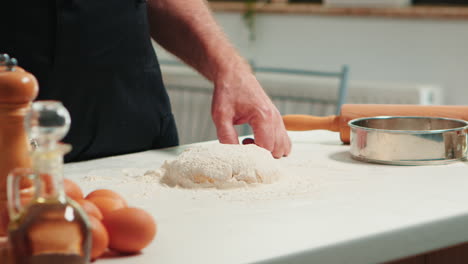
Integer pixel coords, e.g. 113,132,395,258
0,54,10,66
5,58,17,71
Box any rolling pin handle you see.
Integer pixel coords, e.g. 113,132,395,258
282,114,341,132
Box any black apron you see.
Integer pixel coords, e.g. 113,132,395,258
1,0,179,162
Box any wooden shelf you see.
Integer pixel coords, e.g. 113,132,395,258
209,2,468,20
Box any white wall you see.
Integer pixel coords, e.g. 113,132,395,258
155,12,468,105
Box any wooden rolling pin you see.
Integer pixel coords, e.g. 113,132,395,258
283,104,468,144
0,56,38,237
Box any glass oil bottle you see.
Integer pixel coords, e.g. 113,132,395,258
7,101,91,264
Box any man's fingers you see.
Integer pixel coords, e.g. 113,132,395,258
271,130,289,158
251,121,275,153
278,121,292,157
284,135,292,156
215,121,239,144
271,137,283,159
251,114,292,158
277,129,292,157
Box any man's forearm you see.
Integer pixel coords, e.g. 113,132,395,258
146,0,250,82
147,0,292,158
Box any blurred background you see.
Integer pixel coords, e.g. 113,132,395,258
154,0,468,144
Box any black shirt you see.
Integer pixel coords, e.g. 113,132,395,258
1,0,179,162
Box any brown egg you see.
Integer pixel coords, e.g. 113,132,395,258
20,196,32,206
64,178,84,200
19,186,35,198
89,215,109,260
17,173,52,196
19,177,33,190
102,207,157,253
86,196,126,219
75,199,103,220
85,189,127,206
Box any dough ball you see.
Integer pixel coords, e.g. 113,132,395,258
160,143,281,188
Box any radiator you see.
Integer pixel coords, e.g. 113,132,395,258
161,65,443,144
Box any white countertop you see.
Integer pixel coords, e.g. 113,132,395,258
65,131,468,264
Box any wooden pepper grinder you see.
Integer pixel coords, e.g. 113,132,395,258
0,54,39,236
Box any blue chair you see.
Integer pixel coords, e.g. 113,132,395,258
236,62,349,136
252,63,350,116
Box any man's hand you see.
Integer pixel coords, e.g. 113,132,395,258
212,66,291,158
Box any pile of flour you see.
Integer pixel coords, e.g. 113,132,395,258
160,143,282,189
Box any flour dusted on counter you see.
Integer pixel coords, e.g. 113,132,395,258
160,143,281,189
